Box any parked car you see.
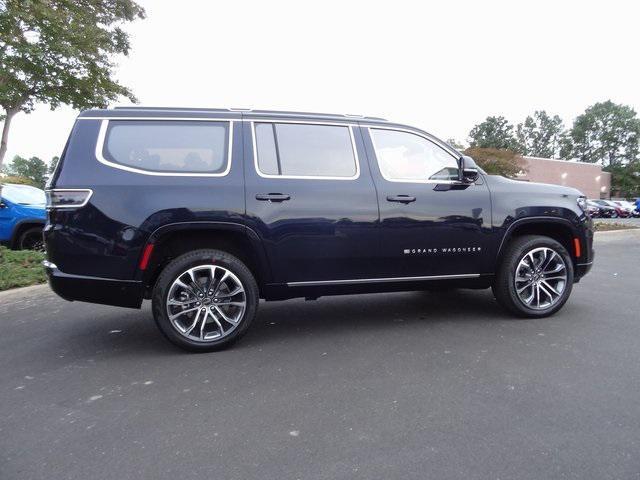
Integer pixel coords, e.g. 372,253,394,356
612,200,640,218
591,199,622,218
0,183,46,251
585,200,602,218
44,107,594,352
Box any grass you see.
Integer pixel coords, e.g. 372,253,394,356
593,222,639,232
0,246,47,291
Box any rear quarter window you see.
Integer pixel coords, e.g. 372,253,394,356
100,120,230,175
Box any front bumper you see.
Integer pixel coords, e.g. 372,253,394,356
43,261,144,309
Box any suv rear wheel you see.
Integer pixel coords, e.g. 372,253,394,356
152,249,259,352
493,235,574,317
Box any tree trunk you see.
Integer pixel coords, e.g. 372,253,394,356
0,108,18,171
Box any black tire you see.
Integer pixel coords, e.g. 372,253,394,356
17,226,44,251
492,235,574,318
152,249,259,352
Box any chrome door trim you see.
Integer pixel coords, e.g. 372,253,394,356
286,273,481,287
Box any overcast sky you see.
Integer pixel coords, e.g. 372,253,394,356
4,0,640,164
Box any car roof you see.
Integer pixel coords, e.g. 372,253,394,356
78,107,390,124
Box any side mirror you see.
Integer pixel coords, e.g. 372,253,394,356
0,201,7,209
459,155,480,183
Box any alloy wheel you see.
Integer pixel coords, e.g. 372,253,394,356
514,247,567,310
166,265,246,342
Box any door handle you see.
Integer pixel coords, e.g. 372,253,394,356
386,195,416,204
255,193,291,202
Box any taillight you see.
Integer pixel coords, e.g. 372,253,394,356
45,189,93,209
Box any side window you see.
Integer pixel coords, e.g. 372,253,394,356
103,121,230,174
370,128,459,182
254,123,357,178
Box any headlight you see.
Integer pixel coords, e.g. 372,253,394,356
577,196,588,213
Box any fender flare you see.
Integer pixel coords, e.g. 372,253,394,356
137,221,273,284
496,216,580,260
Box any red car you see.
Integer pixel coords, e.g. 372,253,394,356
592,200,631,218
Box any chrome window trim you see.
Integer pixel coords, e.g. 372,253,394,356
250,120,361,181
366,126,462,185
287,273,481,287
81,117,237,121
94,119,234,178
45,188,94,209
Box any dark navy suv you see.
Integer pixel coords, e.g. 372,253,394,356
44,107,594,352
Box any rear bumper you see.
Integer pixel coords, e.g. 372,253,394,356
43,261,143,309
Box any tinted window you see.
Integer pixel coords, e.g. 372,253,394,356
370,129,459,182
255,123,357,177
103,121,229,173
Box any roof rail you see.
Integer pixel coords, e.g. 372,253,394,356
108,106,388,121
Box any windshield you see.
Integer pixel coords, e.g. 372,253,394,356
1,184,46,205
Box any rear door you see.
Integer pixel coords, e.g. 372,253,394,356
243,118,379,284
362,125,493,278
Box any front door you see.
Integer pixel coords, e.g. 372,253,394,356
243,120,379,284
362,126,492,279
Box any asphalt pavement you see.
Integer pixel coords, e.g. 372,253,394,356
595,217,640,227
1,230,640,480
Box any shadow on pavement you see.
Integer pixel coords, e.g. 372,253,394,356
49,288,511,358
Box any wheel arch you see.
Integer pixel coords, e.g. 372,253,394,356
139,222,272,297
11,219,45,249
496,217,580,272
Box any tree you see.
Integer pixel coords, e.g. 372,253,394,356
567,100,640,167
48,155,59,175
605,162,640,198
468,116,519,151
446,138,465,150
0,0,145,170
3,154,47,186
516,110,566,158
464,147,527,178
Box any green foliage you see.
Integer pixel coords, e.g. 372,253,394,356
464,147,527,178
0,245,46,291
468,116,519,151
516,110,566,158
3,154,47,186
568,100,640,167
605,162,640,198
0,0,145,166
48,155,59,175
0,174,37,186
446,138,465,150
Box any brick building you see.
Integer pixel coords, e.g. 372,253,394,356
517,156,611,199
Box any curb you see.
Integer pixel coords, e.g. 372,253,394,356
0,282,50,299
595,228,640,235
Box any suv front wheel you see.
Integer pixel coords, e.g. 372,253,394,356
152,249,259,352
493,235,574,317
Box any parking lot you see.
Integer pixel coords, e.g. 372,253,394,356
595,217,640,227
1,229,639,480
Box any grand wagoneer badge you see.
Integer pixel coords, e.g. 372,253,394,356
404,247,482,255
